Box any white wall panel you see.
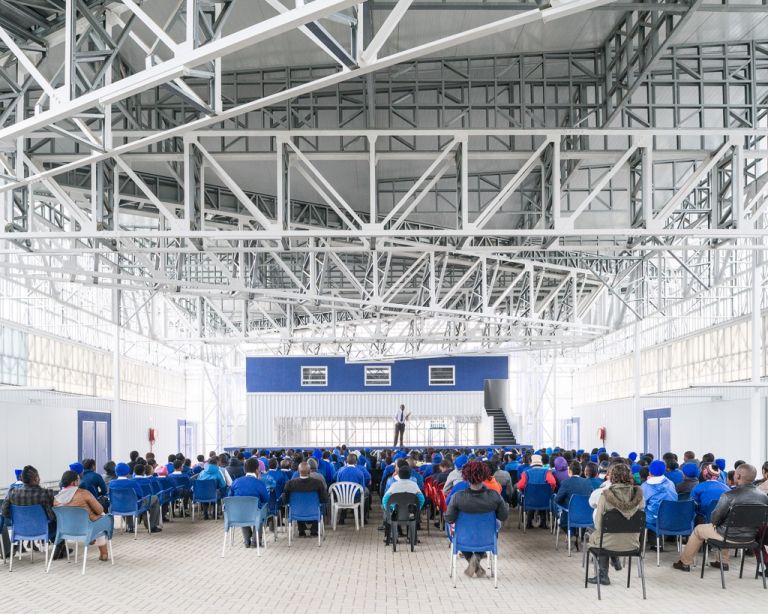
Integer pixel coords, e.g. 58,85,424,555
247,391,485,447
0,389,188,487
572,386,765,465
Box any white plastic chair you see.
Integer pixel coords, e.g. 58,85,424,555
329,482,364,530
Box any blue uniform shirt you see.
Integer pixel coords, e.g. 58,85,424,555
228,474,269,505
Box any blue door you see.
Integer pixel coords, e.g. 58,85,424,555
78,411,111,471
644,408,671,458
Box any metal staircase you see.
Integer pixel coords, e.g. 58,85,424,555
485,408,517,446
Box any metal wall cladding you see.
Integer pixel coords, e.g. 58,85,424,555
572,385,765,468
247,391,484,447
246,355,509,393
0,389,186,485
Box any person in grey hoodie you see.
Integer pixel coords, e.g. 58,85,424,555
588,462,644,586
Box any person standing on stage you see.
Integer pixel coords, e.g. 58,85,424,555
393,404,411,447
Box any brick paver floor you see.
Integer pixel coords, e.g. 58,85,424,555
1,506,765,613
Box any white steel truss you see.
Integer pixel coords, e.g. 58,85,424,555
0,0,766,361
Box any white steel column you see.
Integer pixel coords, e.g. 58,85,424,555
750,242,764,465
112,286,122,461
632,320,641,452
552,352,558,447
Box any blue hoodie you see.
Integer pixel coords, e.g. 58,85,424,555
641,476,677,525
197,462,226,490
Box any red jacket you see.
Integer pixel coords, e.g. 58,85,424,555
515,467,556,491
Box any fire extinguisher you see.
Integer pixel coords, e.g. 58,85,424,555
148,428,156,453
597,426,606,445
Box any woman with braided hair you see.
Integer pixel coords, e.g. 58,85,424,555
444,460,509,578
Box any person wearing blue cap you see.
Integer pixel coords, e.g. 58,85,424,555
8,469,23,492
628,452,638,462
676,463,699,498
641,460,677,547
713,458,728,483
109,462,162,533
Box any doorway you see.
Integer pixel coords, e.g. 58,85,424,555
177,419,196,459
561,417,580,451
78,411,111,470
644,407,671,458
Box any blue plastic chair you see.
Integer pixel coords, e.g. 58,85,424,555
555,494,594,556
137,481,153,498
46,508,114,575
152,479,175,524
191,479,221,520
168,475,191,517
286,490,324,547
8,504,50,572
646,499,695,566
519,483,552,532
109,488,151,538
266,488,281,535
450,511,499,588
221,496,268,557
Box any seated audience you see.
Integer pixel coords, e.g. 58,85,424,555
674,463,768,572
584,462,602,489
54,470,112,561
109,462,162,533
335,453,370,524
382,465,425,541
227,457,269,548
443,456,468,494
226,457,245,481
758,462,768,494
1,465,55,529
588,463,644,586
555,461,595,539
691,463,730,521
444,461,509,578
641,460,677,546
282,462,328,538
676,463,699,498
516,454,556,529
552,456,570,487
80,458,108,502
492,459,514,502
432,460,453,487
